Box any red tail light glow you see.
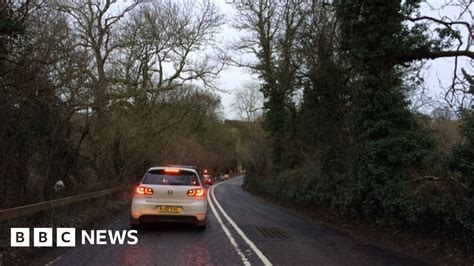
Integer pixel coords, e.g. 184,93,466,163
164,168,180,173
136,186,153,195
187,188,205,197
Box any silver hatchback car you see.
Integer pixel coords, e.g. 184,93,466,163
130,166,208,229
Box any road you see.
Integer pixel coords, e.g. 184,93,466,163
39,176,427,266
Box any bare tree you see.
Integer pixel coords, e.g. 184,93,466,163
117,0,226,99
432,106,456,120
403,0,474,112
55,0,140,117
233,81,263,121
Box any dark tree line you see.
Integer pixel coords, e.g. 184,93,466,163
234,0,474,249
0,0,236,208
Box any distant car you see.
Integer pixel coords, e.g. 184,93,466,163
202,174,213,185
224,174,230,180
130,166,207,230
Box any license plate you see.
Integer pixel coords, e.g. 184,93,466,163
156,205,183,214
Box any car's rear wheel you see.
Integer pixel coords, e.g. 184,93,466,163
130,217,141,230
131,223,141,230
130,224,142,230
196,224,206,230
196,220,206,230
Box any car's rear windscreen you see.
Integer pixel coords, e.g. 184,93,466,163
142,169,200,186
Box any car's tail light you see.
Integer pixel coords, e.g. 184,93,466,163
165,168,180,173
136,186,153,195
187,188,205,197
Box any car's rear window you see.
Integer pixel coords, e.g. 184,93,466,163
142,169,200,186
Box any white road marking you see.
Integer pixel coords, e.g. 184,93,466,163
211,177,273,266
45,255,62,266
207,187,251,266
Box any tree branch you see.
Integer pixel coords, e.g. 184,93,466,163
399,49,474,62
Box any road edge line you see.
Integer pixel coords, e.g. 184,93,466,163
211,177,272,266
207,185,251,266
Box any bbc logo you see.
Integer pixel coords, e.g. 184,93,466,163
11,228,138,246
11,228,75,247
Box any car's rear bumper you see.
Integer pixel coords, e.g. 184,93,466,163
130,197,207,223
131,215,206,225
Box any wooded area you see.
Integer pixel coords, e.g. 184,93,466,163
0,0,238,208
232,0,474,252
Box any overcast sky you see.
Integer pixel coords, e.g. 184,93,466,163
213,0,252,119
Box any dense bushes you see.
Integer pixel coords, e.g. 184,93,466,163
447,111,474,188
243,113,474,247
243,112,474,248
244,156,474,249
237,0,473,251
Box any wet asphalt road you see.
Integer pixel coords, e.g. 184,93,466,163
42,176,427,266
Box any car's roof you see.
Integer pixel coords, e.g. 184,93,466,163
166,164,197,169
148,166,198,172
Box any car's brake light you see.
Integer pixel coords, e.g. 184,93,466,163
165,168,180,173
136,186,153,195
187,188,205,197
